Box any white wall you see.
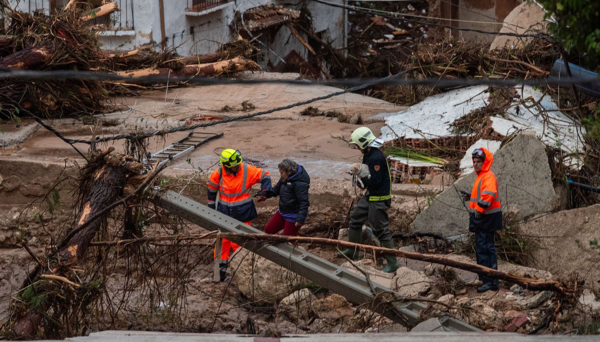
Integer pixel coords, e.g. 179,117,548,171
98,0,155,51
6,0,347,67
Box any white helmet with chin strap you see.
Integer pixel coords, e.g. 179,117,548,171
350,127,378,149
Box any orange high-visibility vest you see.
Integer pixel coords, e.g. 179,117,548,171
469,147,502,215
207,163,270,208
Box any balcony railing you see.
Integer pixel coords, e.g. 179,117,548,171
89,0,135,31
186,0,230,13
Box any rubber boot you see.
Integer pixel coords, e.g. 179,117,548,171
380,240,399,273
219,260,228,282
336,228,364,260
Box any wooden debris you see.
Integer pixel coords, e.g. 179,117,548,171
115,57,261,83
82,1,119,22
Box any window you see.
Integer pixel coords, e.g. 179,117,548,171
186,0,230,13
88,0,134,31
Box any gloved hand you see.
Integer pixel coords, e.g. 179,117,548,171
254,191,267,202
208,203,215,210
474,211,482,219
350,163,371,179
460,190,470,202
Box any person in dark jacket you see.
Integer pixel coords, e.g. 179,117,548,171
336,127,399,273
261,159,310,236
461,147,503,292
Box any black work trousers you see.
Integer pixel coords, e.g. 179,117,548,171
349,196,392,242
475,231,499,286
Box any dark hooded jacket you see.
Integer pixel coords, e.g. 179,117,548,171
468,147,503,233
270,165,310,223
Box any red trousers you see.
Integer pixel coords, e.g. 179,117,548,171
213,221,249,260
264,211,300,236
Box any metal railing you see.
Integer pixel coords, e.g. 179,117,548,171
186,0,229,12
89,0,135,31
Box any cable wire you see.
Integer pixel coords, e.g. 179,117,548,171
2,68,598,87
18,69,412,145
313,0,552,39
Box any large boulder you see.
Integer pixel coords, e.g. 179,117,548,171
229,249,309,305
520,204,600,283
411,133,557,237
490,2,548,51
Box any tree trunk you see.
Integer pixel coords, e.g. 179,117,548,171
82,2,119,22
115,57,261,83
13,150,137,338
180,52,220,65
0,44,53,70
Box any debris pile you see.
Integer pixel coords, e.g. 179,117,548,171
0,3,260,119
0,6,109,118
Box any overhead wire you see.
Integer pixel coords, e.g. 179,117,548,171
2,69,598,88
3,69,414,145
312,0,551,39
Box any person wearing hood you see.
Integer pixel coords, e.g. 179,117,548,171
261,159,310,236
336,127,399,273
461,147,503,292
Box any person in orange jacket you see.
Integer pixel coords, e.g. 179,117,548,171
207,149,272,281
461,147,502,292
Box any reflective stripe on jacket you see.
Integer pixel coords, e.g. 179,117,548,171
469,148,501,215
207,163,272,222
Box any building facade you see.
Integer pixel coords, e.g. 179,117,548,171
7,0,347,69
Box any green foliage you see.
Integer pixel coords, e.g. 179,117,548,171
541,0,600,68
582,109,600,141
47,189,60,215
22,284,47,309
578,320,600,334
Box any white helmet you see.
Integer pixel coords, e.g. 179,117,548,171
350,127,376,149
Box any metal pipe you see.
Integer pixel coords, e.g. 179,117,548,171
568,179,600,193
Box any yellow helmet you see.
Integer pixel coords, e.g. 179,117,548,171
350,127,376,149
220,149,243,168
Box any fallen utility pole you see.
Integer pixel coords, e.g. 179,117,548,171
151,189,480,332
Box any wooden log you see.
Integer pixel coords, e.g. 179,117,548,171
13,150,137,338
106,49,139,59
82,2,119,22
88,232,579,296
115,57,261,83
0,44,53,70
180,52,220,65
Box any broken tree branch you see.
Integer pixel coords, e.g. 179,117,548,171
484,55,549,75
115,57,261,83
82,2,119,22
0,44,53,70
89,232,577,295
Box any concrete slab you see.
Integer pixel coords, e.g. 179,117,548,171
411,134,557,237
